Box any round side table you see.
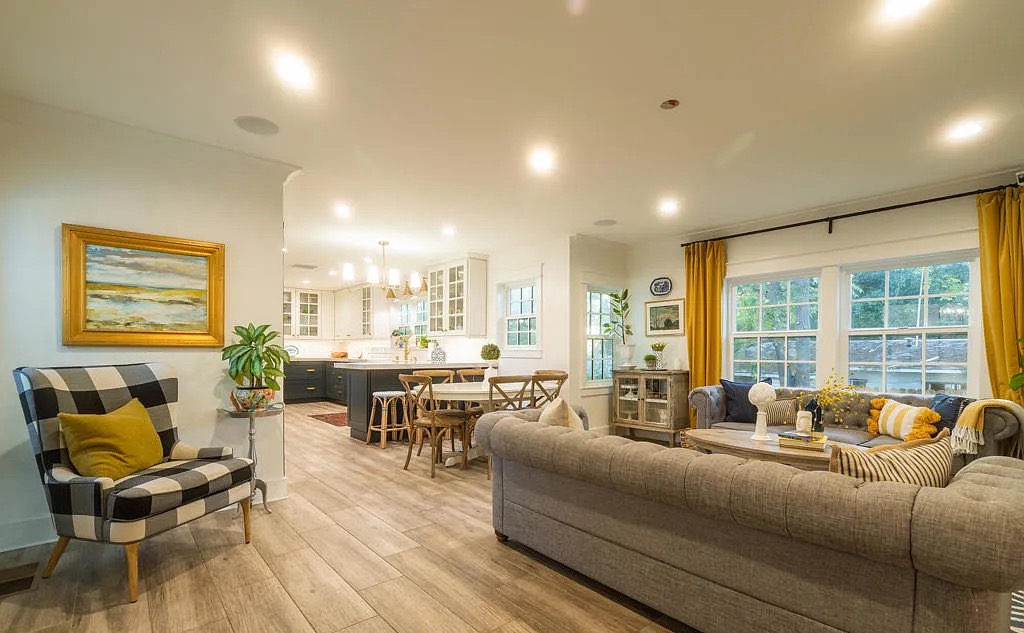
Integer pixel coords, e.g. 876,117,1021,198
217,403,284,513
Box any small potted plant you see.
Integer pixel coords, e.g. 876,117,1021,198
417,334,431,349
603,289,634,366
481,343,501,369
643,353,658,370
651,341,667,370
221,323,290,411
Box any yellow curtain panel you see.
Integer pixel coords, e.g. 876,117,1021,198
684,240,726,424
977,186,1024,405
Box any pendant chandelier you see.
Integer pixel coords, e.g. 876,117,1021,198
374,240,428,303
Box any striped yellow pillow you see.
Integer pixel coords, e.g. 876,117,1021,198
867,398,939,441
830,428,952,487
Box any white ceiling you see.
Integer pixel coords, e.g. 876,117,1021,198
1,1,1021,290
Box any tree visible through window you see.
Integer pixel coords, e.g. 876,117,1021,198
586,289,614,382
730,277,819,387
847,262,969,395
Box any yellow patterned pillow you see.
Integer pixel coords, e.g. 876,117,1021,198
867,398,939,441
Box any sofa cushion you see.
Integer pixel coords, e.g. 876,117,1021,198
869,398,940,440
538,397,584,431
824,428,877,445
861,435,903,448
106,457,253,521
766,398,798,425
720,378,771,422
830,429,952,487
930,393,975,434
711,421,798,435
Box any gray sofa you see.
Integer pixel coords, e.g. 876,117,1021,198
689,385,1022,458
475,411,1024,633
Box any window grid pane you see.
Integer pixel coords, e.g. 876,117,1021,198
504,283,538,348
585,289,614,382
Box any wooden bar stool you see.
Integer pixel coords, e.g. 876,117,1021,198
367,390,408,448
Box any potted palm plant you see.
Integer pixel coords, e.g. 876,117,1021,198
603,288,635,367
221,323,291,411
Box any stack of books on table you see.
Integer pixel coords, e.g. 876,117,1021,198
777,431,828,452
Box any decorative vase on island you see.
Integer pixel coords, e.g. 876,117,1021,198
431,342,447,365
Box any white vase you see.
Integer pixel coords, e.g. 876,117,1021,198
615,343,636,367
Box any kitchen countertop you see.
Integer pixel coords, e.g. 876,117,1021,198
290,358,488,370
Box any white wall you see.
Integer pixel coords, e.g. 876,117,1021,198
0,96,296,552
626,239,687,370
568,235,630,433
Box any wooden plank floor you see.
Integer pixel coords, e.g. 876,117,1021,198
0,402,695,633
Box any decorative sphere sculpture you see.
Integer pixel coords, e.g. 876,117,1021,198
747,381,777,410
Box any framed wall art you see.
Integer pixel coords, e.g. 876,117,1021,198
645,298,684,336
62,224,225,346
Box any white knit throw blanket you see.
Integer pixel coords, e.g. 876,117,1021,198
951,399,1024,458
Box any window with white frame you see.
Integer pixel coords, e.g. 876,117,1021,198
729,277,819,388
846,261,969,395
397,300,428,337
585,288,615,382
504,282,538,348
361,287,373,336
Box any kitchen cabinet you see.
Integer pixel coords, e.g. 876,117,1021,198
284,361,326,402
426,256,486,337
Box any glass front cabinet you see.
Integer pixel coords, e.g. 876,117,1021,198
612,370,689,445
426,256,487,337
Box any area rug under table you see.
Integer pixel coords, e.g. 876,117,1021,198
309,412,348,427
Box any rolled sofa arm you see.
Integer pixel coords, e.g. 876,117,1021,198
45,466,114,539
688,385,726,429
170,441,234,460
911,456,1024,591
979,408,1021,457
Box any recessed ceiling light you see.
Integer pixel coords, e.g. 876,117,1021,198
342,263,355,281
281,247,288,253
363,257,372,264
442,225,456,237
273,51,314,91
878,0,932,25
328,270,337,276
593,219,617,227
944,116,988,143
234,115,280,136
302,279,310,284
660,99,680,110
657,197,681,216
528,146,557,175
333,202,352,219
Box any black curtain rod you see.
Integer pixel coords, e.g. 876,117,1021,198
679,183,1014,249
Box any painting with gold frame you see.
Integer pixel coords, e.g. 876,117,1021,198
62,224,225,346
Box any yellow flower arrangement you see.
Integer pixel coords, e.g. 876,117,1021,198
804,371,860,427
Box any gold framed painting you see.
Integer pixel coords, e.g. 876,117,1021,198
645,298,684,336
62,224,225,346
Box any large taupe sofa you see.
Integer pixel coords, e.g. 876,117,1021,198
689,385,1022,460
475,410,1024,633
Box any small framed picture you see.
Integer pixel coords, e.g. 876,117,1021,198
645,298,684,336
649,276,672,296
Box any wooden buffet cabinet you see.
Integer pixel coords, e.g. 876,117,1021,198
611,369,690,446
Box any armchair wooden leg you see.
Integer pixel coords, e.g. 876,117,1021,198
240,498,252,544
125,543,139,603
41,536,71,578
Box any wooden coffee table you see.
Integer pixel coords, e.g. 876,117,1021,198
685,428,862,471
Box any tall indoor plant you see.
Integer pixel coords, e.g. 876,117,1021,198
222,323,291,410
603,288,635,366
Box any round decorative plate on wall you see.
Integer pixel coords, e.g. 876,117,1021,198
649,277,672,296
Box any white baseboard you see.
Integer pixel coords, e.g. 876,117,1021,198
0,515,57,553
264,476,288,503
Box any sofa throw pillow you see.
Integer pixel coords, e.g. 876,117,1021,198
867,398,940,441
930,393,976,434
538,397,584,431
765,398,797,425
830,428,952,487
721,378,772,422
58,398,164,480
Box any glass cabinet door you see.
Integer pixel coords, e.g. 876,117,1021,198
447,264,466,332
642,375,671,427
428,269,445,332
615,374,640,422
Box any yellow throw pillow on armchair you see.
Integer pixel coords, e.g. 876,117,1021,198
58,398,164,480
867,397,939,441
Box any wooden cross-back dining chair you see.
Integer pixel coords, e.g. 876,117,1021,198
488,375,533,411
531,370,569,407
413,369,459,450
457,368,485,382
399,374,468,478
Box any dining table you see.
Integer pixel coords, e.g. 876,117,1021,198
429,380,531,468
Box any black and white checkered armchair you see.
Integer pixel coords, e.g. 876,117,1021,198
13,362,254,602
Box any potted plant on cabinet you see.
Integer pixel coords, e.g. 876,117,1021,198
221,323,291,411
481,342,501,381
603,288,635,367
643,353,658,370
651,341,667,370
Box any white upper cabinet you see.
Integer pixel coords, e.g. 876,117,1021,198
427,256,487,337
283,288,334,339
